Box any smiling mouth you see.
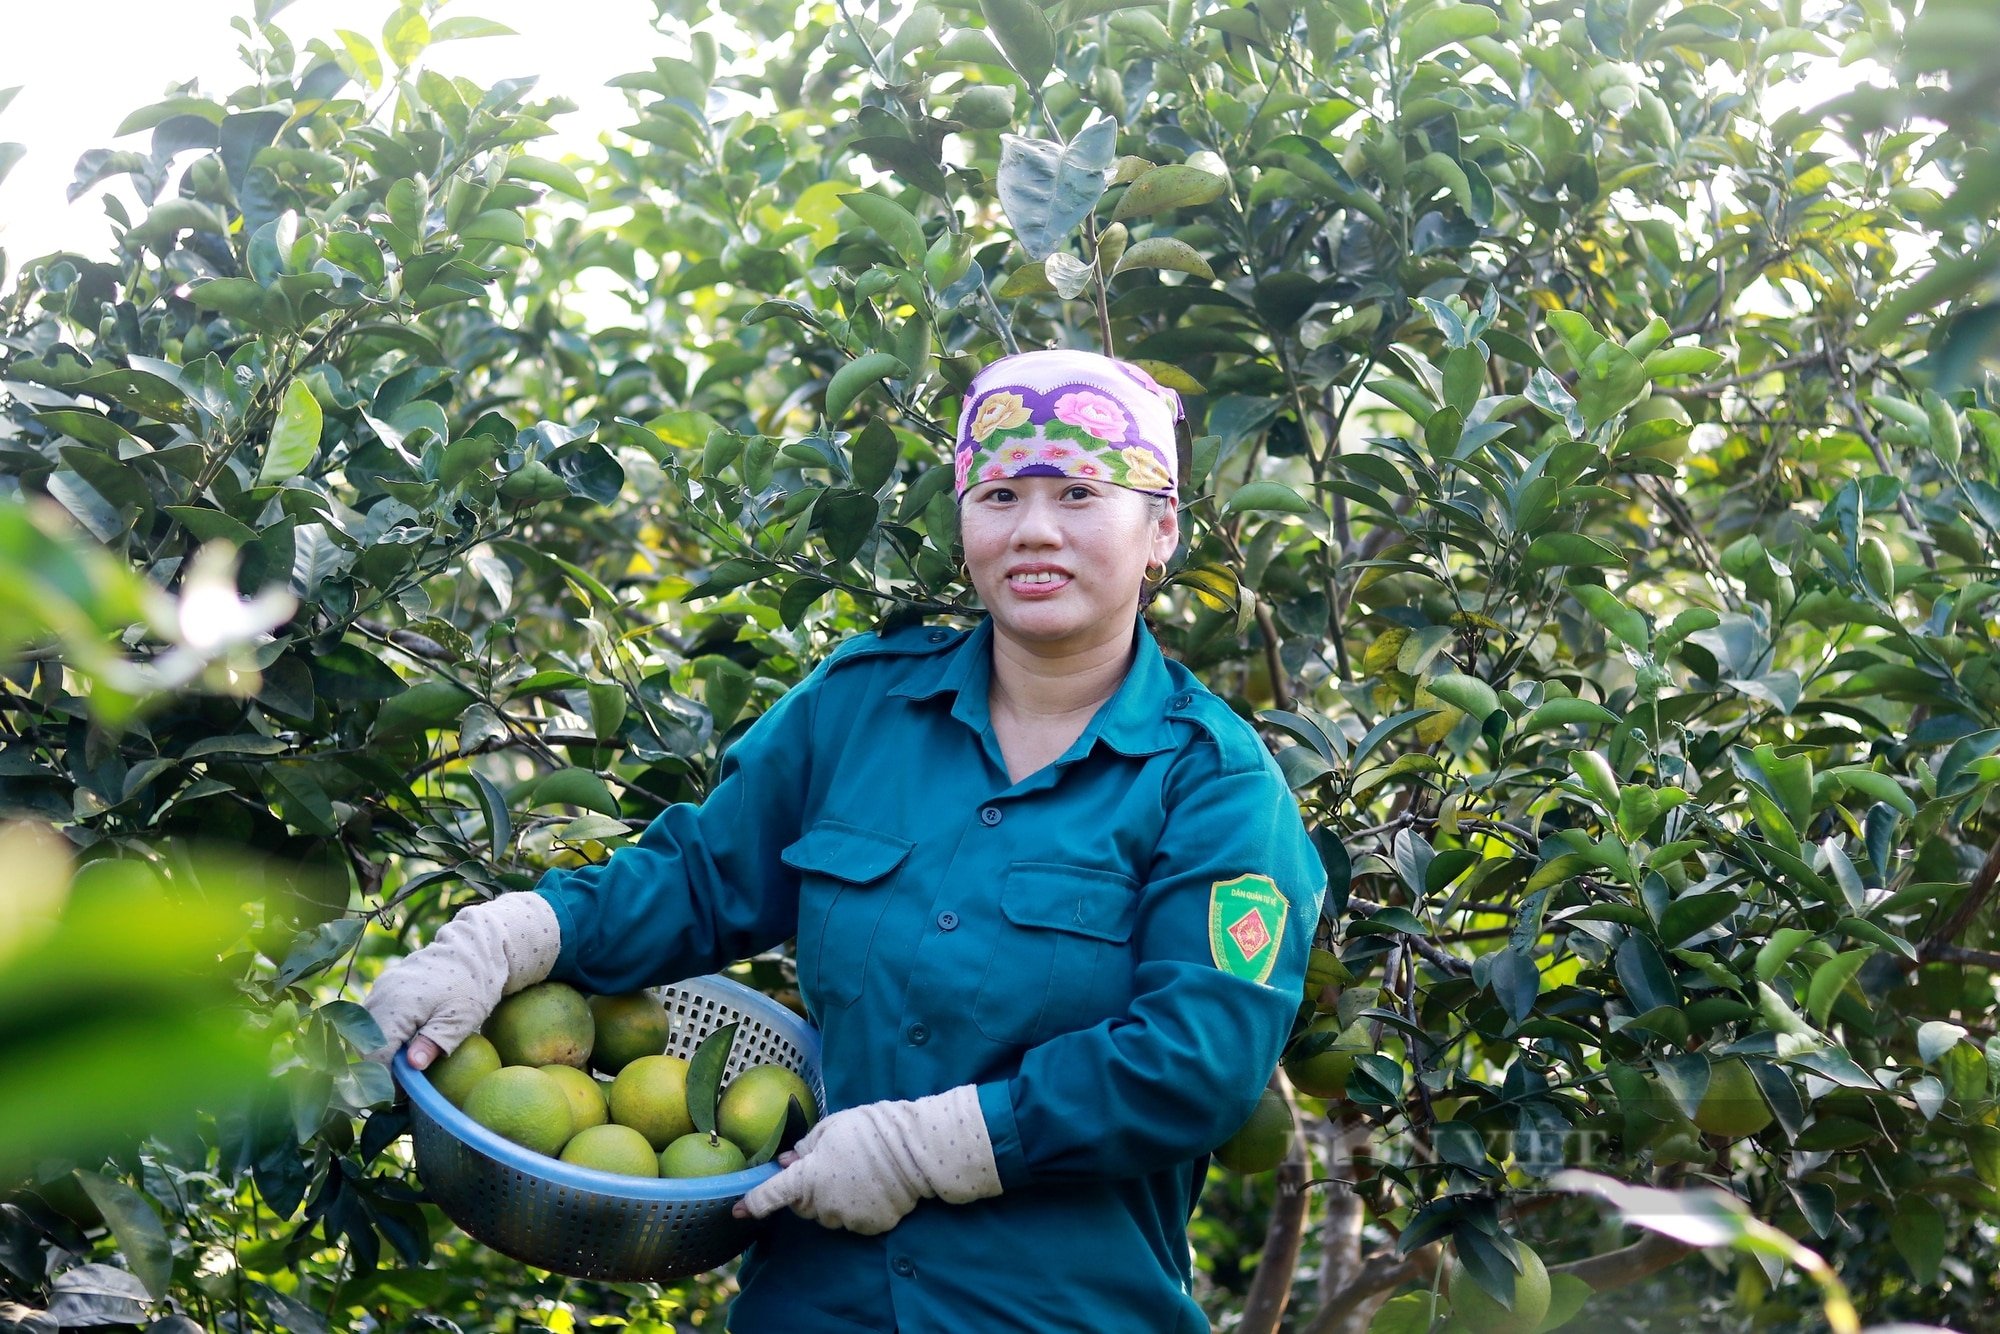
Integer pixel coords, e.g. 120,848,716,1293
1007,570,1071,591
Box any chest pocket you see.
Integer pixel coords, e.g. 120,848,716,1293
782,821,913,1011
974,862,1140,1047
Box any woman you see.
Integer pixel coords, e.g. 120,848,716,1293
365,348,1325,1332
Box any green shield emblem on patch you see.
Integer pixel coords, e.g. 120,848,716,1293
1208,873,1287,985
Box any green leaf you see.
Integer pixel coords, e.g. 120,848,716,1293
372,681,476,740
430,16,516,41
1400,3,1500,61
531,768,621,818
839,190,925,268
1110,237,1216,280
274,918,366,991
75,368,202,430
1110,163,1229,221
381,4,431,66
1224,480,1312,515
1568,583,1649,648
77,1174,171,1299
1442,345,1485,416
684,1020,738,1137
746,1095,813,1168
471,771,513,855
980,0,1058,85
558,814,634,843
114,95,225,137
1521,697,1619,731
1643,345,1726,378
383,175,429,257
1892,1196,1945,1285
258,380,323,486
826,352,910,422
1657,891,1737,948
997,112,1116,259
850,419,900,493
1574,342,1648,430
1525,533,1625,570
1821,767,1915,818
1425,672,1500,721
506,154,587,201
1918,1020,1968,1066
1615,933,1679,1013
1569,748,1620,808
1806,949,1874,1027
460,209,527,247
1352,707,1439,767
319,999,385,1053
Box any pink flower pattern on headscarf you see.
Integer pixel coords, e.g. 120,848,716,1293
1052,390,1128,443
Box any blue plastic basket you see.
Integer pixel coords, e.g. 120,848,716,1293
392,974,823,1282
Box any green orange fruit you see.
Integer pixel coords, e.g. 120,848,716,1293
539,1063,610,1137
429,1033,501,1108
1450,1244,1551,1334
608,1053,694,1150
1283,1018,1365,1099
1213,1089,1294,1174
1692,1059,1773,1139
718,1064,816,1154
559,1123,660,1177
462,1066,573,1157
588,992,672,1075
659,1132,749,1178
485,981,595,1069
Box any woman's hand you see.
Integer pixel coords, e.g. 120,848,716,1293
732,1085,1001,1234
361,892,563,1065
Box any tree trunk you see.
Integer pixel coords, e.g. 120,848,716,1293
1238,1079,1311,1334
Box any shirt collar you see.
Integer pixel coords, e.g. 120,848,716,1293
888,614,1179,759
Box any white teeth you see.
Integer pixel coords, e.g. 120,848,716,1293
1012,571,1063,584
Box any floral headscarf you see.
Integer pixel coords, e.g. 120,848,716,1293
953,349,1183,498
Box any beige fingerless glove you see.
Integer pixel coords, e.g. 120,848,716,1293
737,1084,1002,1234
362,892,562,1061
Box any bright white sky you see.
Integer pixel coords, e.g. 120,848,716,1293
0,1,1884,279
0,0,663,267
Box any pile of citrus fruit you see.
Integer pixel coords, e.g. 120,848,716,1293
425,981,816,1179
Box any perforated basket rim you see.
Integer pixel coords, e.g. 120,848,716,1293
393,973,821,1202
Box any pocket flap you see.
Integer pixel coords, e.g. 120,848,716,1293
1001,863,1139,942
781,820,914,884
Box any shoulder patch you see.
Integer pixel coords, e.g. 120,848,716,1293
1208,873,1287,984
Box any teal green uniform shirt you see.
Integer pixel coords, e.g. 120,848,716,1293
534,614,1324,1333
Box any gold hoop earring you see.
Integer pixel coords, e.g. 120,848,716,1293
1145,560,1167,580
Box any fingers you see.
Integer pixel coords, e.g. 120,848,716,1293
737,1162,807,1220
413,997,484,1060
407,1034,445,1070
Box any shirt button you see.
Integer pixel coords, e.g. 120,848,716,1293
892,1256,916,1278
1171,691,1194,709
937,911,959,931
928,629,948,642
979,805,1003,826
907,1023,929,1045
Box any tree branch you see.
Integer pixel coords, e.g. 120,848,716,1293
1239,1076,1313,1334
1549,1229,1695,1290
1921,835,2000,959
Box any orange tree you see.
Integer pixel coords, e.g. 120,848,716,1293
2,0,1998,1330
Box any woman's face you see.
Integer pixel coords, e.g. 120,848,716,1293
960,475,1177,654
